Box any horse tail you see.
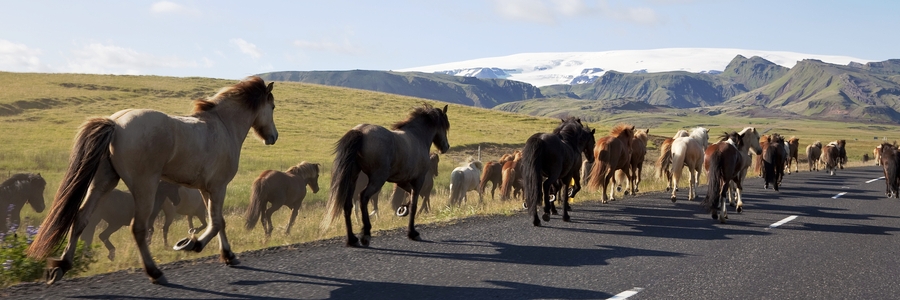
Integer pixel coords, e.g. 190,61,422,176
321,130,364,231
478,162,494,196
701,149,722,213
763,146,776,184
449,170,464,205
588,147,609,191
500,165,513,199
28,118,116,259
656,139,673,179
245,171,271,230
521,134,544,217
669,142,687,185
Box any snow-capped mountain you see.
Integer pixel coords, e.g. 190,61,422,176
398,48,874,87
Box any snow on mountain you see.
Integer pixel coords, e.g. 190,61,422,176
397,48,875,87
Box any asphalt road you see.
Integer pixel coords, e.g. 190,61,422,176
4,166,900,299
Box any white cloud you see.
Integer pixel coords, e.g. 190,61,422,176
65,43,200,75
293,39,362,55
491,0,662,26
0,39,45,72
230,38,262,59
150,1,200,15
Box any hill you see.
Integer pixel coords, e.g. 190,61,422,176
257,70,542,108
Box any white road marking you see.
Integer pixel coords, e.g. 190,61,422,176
866,176,885,184
608,287,644,300
832,192,847,199
768,216,798,229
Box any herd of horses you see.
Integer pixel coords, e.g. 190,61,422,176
0,76,876,286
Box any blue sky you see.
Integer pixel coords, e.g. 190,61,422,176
0,0,897,80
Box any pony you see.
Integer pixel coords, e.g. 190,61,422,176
722,127,761,213
500,150,523,200
245,162,321,237
521,117,596,226
323,104,450,247
837,140,848,169
478,159,504,201
615,128,649,196
655,136,679,191
0,173,46,233
352,173,383,219
81,189,134,262
389,153,441,215
785,136,800,174
821,141,841,176
762,134,786,190
878,143,900,198
701,131,745,223
147,181,207,247
587,124,635,203
28,76,277,284
806,141,823,171
448,160,483,206
875,144,883,166
754,134,770,177
668,127,710,202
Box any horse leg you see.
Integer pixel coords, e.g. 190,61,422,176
176,188,237,267
263,204,280,237
123,179,168,284
687,166,697,201
98,223,119,261
47,160,119,285
735,177,745,213
285,207,300,235
541,176,558,222
561,180,572,222
358,177,385,246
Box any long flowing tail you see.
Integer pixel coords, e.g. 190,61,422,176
500,165,516,199
656,138,673,179
321,130,364,231
701,150,723,212
520,134,544,217
587,149,609,191
27,118,116,259
244,172,270,230
669,143,687,186
449,170,464,205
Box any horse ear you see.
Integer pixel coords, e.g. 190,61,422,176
591,129,596,134
442,105,448,114
630,125,635,131
646,129,649,134
266,82,274,93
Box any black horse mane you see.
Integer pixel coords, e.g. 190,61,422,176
392,103,449,131
553,117,586,143
1,173,43,190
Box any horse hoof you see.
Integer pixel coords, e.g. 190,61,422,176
107,252,115,261
562,215,571,222
541,214,550,222
221,251,239,266
407,231,421,241
736,206,743,213
522,202,528,209
616,186,622,192
396,206,409,217
665,187,671,192
624,191,630,196
533,220,542,227
361,234,371,247
45,267,65,285
711,213,718,220
173,237,202,252
670,196,677,203
151,274,168,285
346,236,361,247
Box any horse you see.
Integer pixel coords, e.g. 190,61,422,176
701,131,745,223
754,134,770,177
389,153,441,215
478,160,504,201
588,124,635,203
875,144,883,166
245,162,320,237
148,181,208,247
28,76,278,285
762,134,786,190
655,136,677,191
821,141,841,176
785,136,800,174
81,189,134,262
0,173,46,233
806,141,823,171
448,160,483,206
322,104,450,247
723,127,761,213
837,140,848,169
500,151,523,200
521,117,595,226
615,128,649,196
668,127,710,202
878,143,900,198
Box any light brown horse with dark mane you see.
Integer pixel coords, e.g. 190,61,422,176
0,173,46,233
28,76,278,285
245,162,320,237
322,104,450,247
588,124,634,203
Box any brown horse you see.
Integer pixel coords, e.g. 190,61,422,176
148,181,208,247
0,173,46,233
615,128,649,196
389,153,440,215
878,143,900,198
521,117,595,225
763,134,786,190
806,141,823,171
323,104,450,246
478,160,504,201
28,76,277,284
588,124,635,203
500,150,523,200
755,134,769,177
245,162,320,237
837,140,848,169
81,189,134,262
701,131,745,223
821,141,841,176
786,136,800,174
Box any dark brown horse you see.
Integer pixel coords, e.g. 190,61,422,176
837,140,848,169
762,134,786,190
521,117,595,226
701,131,745,223
28,76,277,284
588,124,634,203
0,173,46,233
245,162,320,237
821,141,841,176
323,104,450,246
878,143,900,198
785,136,800,174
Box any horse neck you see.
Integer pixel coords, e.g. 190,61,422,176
203,101,257,147
396,119,439,150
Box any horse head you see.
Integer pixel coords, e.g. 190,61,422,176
431,105,451,154
580,124,597,164
740,127,763,155
28,173,46,213
691,127,710,146
309,163,321,194
251,81,278,145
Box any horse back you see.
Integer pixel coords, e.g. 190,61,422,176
355,124,430,184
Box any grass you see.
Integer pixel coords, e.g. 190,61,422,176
1,71,896,282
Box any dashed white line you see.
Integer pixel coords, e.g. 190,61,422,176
768,215,798,229
608,287,644,300
832,192,847,199
866,176,885,184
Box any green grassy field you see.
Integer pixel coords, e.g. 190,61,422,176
1,71,897,281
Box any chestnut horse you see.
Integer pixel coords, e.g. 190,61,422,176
615,128,649,196
701,131,745,223
669,127,710,202
806,141,823,171
322,104,449,246
588,124,635,203
500,151,523,200
786,136,800,174
478,160,504,201
28,76,277,284
0,173,46,233
522,117,595,226
245,162,320,237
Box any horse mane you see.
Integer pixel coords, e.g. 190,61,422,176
192,76,271,114
0,173,44,190
738,127,757,136
392,103,450,131
813,141,822,148
286,161,320,179
610,124,635,139
633,128,649,141
788,136,799,144
672,130,689,138
553,117,588,143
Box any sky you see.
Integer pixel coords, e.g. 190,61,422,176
0,0,897,80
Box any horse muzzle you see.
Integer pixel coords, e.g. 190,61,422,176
264,134,278,145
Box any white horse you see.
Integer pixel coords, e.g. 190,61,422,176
669,127,709,202
727,127,762,212
449,161,483,206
